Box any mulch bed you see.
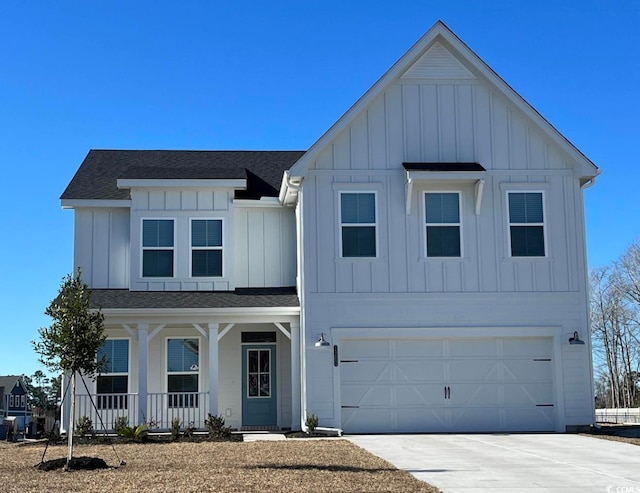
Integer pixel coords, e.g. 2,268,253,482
583,424,640,446
36,456,110,471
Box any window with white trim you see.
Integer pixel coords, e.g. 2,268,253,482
9,395,14,408
97,339,129,410
167,338,199,408
191,219,223,277
340,192,377,257
508,192,546,257
425,192,461,257
142,219,174,277
20,395,26,408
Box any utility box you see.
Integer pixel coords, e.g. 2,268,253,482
3,416,17,441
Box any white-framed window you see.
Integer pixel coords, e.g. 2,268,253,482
190,219,223,277
507,191,546,257
96,339,129,410
424,192,461,257
246,348,272,399
339,191,377,258
9,395,14,407
167,338,199,408
142,218,175,277
20,395,26,408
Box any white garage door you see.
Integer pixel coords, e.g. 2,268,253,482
339,337,555,433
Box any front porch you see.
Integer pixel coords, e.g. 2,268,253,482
62,289,301,434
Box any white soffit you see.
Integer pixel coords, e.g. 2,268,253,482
401,41,476,80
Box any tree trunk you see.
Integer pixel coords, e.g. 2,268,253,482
66,372,76,470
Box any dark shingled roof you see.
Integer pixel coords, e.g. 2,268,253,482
89,288,299,310
403,162,486,172
62,150,306,201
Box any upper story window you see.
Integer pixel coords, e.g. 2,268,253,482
340,192,377,258
425,192,461,257
191,219,223,277
507,192,546,257
97,339,129,409
9,394,14,407
167,338,199,408
142,219,174,277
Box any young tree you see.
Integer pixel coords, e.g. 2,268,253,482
32,269,105,469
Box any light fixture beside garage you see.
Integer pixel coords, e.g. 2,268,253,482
315,333,331,348
568,331,585,345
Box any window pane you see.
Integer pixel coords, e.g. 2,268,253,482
427,226,461,257
509,193,543,223
510,226,545,256
97,375,128,394
167,339,199,372
143,220,173,247
168,374,198,393
248,351,258,373
260,374,270,397
192,250,222,277
98,340,129,373
260,350,270,372
143,250,173,277
426,193,459,224
192,220,222,247
342,226,376,257
248,374,258,397
341,193,375,224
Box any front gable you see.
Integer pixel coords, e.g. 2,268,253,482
287,21,598,183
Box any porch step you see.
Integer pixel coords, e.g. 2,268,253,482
240,425,280,432
243,433,286,442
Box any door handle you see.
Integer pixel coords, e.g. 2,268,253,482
444,386,451,399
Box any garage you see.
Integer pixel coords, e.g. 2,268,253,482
339,336,555,433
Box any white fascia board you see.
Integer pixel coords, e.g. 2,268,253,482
61,199,132,209
233,197,283,208
100,306,300,317
289,20,598,179
116,178,247,190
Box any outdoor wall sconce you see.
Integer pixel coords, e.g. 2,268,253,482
315,333,331,348
568,331,585,345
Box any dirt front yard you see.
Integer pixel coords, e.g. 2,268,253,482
0,439,439,492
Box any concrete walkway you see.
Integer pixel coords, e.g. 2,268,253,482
348,434,640,492
242,433,287,442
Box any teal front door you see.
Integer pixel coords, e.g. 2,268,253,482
242,344,277,426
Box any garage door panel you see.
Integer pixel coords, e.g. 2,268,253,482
502,360,552,381
341,361,392,383
448,360,500,382
339,337,555,433
394,339,444,357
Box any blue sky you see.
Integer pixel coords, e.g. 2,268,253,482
1,1,638,377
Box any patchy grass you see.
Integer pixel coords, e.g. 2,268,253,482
0,440,439,492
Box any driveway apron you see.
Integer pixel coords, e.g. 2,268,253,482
348,434,640,492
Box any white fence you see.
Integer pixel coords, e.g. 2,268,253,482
73,392,210,432
596,408,640,424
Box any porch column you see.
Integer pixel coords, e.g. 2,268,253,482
208,323,219,416
137,323,148,425
290,321,301,431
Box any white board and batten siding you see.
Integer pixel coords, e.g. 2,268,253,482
74,208,130,288
234,204,297,288
300,40,594,432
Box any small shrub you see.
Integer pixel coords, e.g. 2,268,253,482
76,416,94,437
113,416,129,435
170,417,181,441
305,413,319,434
117,423,148,441
204,413,232,439
183,421,196,439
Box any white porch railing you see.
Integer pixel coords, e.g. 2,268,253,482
596,408,640,424
73,392,210,432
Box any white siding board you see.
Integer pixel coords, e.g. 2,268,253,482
74,210,94,283
316,148,333,170
388,174,409,292
456,85,475,162
109,209,129,288
333,131,351,170
473,85,493,168
491,95,510,169
420,85,439,161
213,191,228,211
528,128,546,170
402,85,421,162
247,212,265,286
149,191,165,210
353,263,372,293
165,191,181,210
92,211,110,288
385,86,404,167
263,211,282,286
368,96,387,169
351,113,369,169
234,209,249,287
197,191,214,211
335,262,354,293
438,85,457,162
182,191,197,210
510,113,528,170
316,176,335,293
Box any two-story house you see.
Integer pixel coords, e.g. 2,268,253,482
60,21,598,434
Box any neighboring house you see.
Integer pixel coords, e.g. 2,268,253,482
60,21,598,434
0,376,31,431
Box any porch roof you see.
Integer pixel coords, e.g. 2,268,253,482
89,288,299,310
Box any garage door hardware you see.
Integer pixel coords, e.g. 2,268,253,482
444,386,451,399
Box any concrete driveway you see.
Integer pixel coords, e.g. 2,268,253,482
348,434,640,492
